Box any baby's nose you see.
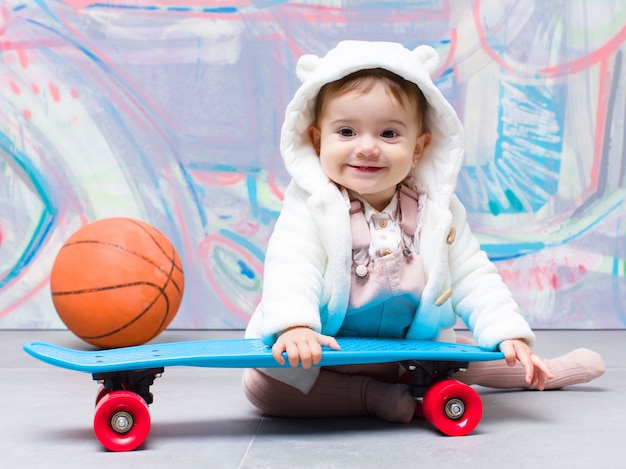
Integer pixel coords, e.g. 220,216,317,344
356,134,380,157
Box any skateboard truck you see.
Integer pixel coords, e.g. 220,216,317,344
400,360,469,399
92,368,164,405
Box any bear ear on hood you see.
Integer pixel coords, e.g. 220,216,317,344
296,54,321,83
411,45,440,76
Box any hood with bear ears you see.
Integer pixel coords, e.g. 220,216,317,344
279,40,465,209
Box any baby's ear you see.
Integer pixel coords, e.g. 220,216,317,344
296,54,321,82
411,45,440,76
307,125,322,155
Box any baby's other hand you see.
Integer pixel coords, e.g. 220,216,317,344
272,327,340,369
499,339,554,390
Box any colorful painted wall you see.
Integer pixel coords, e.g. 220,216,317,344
1,0,625,330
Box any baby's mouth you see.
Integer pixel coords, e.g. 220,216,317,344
349,165,383,173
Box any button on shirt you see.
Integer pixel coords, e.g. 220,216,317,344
352,193,406,262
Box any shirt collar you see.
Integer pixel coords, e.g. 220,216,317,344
353,191,399,223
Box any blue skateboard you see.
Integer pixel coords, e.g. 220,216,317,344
23,337,503,451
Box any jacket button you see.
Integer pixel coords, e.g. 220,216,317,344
355,264,368,278
434,288,452,306
446,227,456,245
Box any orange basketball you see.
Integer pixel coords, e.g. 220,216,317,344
50,217,184,348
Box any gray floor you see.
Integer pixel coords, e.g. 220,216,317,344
3,329,623,468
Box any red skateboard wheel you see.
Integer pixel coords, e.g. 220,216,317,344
422,379,482,436
95,385,111,407
93,390,151,451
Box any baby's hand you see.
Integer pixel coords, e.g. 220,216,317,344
499,339,554,390
272,327,340,369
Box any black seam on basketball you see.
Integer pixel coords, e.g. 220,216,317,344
137,246,180,343
75,282,171,340
128,219,184,274
62,239,183,294
130,222,185,301
54,281,174,340
167,245,183,297
52,281,163,295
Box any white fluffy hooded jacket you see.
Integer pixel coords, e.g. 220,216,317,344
245,41,535,392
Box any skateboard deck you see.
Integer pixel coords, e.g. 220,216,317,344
23,337,503,373
23,337,504,451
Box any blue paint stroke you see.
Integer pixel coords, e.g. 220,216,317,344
219,229,265,263
483,196,624,261
612,255,626,326
0,132,57,289
246,174,259,220
459,81,565,216
237,259,255,279
183,163,280,233
179,163,208,229
84,3,238,14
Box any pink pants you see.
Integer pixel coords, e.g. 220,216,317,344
242,363,417,423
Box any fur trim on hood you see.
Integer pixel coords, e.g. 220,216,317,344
280,40,465,208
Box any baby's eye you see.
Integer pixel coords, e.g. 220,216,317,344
338,128,355,137
381,129,398,139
